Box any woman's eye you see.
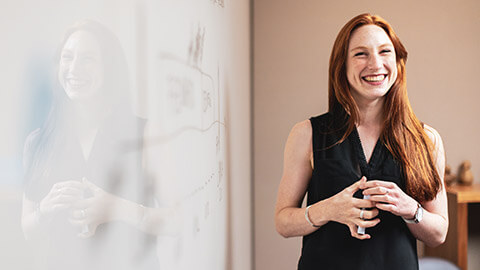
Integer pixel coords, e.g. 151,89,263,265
354,52,366,57
380,49,392,54
82,56,95,62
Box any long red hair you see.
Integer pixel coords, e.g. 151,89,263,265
328,13,441,202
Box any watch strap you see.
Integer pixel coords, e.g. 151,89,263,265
402,203,422,224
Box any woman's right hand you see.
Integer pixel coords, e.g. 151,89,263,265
324,176,380,239
39,181,85,222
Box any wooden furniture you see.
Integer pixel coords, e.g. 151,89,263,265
425,184,480,270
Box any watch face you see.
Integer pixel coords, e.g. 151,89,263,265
416,205,423,223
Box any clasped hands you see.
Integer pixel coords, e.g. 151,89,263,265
39,178,115,238
325,176,418,240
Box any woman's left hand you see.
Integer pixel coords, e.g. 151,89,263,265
69,178,117,238
360,180,418,220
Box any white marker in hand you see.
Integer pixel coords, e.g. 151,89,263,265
357,195,370,235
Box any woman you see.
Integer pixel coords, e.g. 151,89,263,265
21,20,164,270
274,14,447,269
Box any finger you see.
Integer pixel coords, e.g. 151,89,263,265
54,181,85,190
346,176,367,194
375,202,398,214
357,218,381,228
369,195,397,205
51,195,81,206
348,224,371,240
362,208,380,219
58,187,84,197
357,208,380,220
352,198,376,208
68,213,92,225
70,209,88,220
69,218,87,227
52,192,83,203
360,180,395,189
50,204,71,212
71,197,96,209
82,178,101,192
362,186,389,196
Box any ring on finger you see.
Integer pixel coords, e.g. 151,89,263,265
360,209,365,219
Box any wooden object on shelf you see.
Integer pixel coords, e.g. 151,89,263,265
458,161,474,186
424,184,480,270
445,164,457,186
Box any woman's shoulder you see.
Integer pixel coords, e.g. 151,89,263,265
309,112,340,133
289,112,333,136
309,112,333,123
288,112,332,149
291,119,312,136
285,120,313,163
422,123,445,161
422,123,443,147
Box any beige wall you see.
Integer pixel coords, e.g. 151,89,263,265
226,0,253,269
254,1,480,269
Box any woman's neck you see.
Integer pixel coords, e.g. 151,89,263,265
355,96,385,128
71,101,111,161
72,99,111,130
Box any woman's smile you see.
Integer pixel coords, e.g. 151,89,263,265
362,73,387,85
346,24,398,102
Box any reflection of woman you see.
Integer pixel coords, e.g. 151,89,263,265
275,14,447,270
21,20,160,270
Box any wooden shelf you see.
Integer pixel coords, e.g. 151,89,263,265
425,184,480,270
447,184,480,203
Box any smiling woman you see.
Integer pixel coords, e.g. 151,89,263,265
21,20,159,270
274,13,448,270
58,30,104,101
346,25,398,103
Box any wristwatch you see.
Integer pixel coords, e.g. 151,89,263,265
402,203,423,224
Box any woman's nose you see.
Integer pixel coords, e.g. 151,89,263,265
367,54,382,70
69,56,83,73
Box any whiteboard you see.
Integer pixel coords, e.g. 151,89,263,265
0,0,243,269
139,1,228,269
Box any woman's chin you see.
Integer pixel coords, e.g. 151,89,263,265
65,87,98,102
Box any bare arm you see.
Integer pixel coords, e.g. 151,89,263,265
362,124,448,247
407,125,448,246
111,198,177,236
274,120,379,239
274,120,318,237
22,180,175,239
21,195,45,241
68,179,177,237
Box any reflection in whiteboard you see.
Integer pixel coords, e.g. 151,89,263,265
141,1,228,269
1,0,231,269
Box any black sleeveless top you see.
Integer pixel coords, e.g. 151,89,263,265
298,113,418,270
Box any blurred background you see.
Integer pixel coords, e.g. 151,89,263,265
1,0,479,269
254,1,480,270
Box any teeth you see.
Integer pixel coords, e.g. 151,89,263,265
68,79,88,87
363,75,385,82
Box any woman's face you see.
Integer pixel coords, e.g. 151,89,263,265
346,24,397,103
58,30,104,101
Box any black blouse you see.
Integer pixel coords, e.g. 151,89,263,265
23,114,157,270
298,113,418,270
